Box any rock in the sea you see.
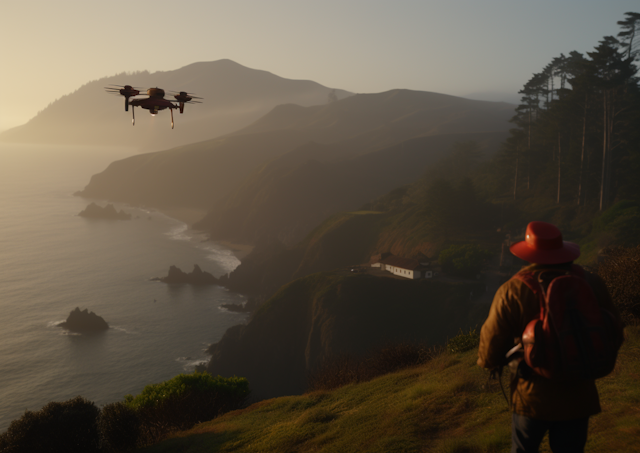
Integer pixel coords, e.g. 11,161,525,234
152,264,218,285
59,307,109,332
78,202,131,220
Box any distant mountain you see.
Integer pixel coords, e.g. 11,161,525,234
0,59,351,151
462,90,520,105
77,89,514,219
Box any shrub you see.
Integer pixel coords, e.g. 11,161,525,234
308,342,441,392
123,372,250,446
98,402,140,452
439,244,492,278
0,396,100,453
447,328,480,354
595,245,640,325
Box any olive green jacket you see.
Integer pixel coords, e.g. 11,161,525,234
477,264,621,421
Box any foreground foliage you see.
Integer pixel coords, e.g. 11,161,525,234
447,328,481,354
595,245,640,325
120,373,250,448
0,397,100,453
0,373,248,453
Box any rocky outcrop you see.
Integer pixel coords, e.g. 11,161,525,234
78,202,131,220
59,307,109,332
152,264,218,285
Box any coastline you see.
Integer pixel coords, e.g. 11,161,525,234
157,207,208,226
214,241,254,261
158,207,254,260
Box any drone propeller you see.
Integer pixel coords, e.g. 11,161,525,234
105,85,142,111
168,90,203,98
105,84,144,90
169,91,203,102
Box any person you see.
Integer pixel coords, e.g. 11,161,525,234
477,221,623,453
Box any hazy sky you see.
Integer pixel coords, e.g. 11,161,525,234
1,0,637,131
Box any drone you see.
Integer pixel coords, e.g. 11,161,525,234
105,85,202,129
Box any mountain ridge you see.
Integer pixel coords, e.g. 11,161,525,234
0,59,352,151
76,88,514,224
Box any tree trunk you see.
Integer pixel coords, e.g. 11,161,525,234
557,132,562,204
513,155,519,201
577,95,588,205
600,92,608,211
527,110,531,190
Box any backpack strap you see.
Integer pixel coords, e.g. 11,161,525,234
511,271,545,319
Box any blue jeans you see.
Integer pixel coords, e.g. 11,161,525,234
511,413,589,453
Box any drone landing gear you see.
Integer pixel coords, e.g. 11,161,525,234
132,107,135,126
170,109,174,129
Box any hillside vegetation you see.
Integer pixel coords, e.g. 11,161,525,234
145,325,640,453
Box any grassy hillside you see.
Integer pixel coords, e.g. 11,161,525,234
144,325,640,453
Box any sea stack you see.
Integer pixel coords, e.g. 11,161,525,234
59,307,109,332
152,264,218,285
78,202,131,220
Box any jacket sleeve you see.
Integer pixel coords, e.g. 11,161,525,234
477,281,523,369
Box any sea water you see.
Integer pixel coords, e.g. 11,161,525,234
0,143,248,431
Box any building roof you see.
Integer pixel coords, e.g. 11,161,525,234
380,255,422,270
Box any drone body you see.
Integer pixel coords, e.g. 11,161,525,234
105,85,202,129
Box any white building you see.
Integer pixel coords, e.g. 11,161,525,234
376,255,433,279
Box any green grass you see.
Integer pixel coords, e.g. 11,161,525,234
142,326,640,453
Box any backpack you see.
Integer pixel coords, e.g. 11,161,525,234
512,265,623,380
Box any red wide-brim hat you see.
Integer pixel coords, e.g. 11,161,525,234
510,221,580,264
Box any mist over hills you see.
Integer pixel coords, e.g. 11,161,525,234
0,59,351,151
77,89,514,226
195,131,506,246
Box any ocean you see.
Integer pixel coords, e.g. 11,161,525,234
0,143,248,431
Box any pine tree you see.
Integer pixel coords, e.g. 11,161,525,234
617,12,640,60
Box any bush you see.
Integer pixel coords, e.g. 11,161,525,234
308,342,441,392
122,372,250,447
439,244,492,278
0,396,100,453
447,328,480,354
98,402,140,452
595,245,640,325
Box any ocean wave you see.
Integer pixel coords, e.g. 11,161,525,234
165,224,190,241
201,245,241,271
176,356,208,372
47,320,66,328
60,331,82,336
111,326,139,334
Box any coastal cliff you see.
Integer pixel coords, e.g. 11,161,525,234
207,271,484,400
